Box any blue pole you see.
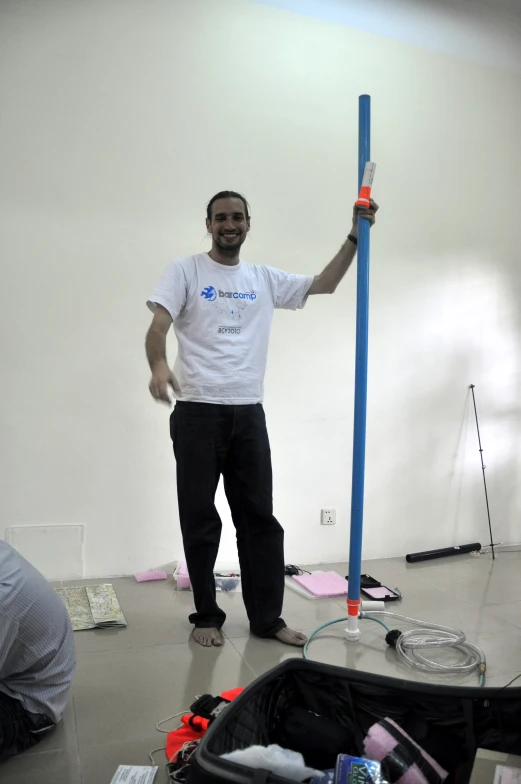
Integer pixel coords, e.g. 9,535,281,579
347,95,371,626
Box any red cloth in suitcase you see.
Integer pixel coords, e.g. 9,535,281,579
165,688,244,761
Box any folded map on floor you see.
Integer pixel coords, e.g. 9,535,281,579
55,584,127,631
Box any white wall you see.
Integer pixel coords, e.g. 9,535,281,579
1,0,520,578
253,0,521,74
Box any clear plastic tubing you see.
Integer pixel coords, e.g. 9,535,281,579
360,610,486,677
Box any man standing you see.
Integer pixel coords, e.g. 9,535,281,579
0,540,76,761
146,191,377,647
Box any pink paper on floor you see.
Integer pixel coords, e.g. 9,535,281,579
292,571,348,597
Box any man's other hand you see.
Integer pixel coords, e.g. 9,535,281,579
149,362,178,405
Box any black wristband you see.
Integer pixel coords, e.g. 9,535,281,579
347,233,358,246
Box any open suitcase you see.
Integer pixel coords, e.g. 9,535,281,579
188,658,521,784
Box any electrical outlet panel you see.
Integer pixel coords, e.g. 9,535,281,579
321,509,336,525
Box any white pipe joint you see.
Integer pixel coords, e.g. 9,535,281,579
345,613,360,642
361,601,386,612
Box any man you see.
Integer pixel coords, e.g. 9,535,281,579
146,190,377,648
0,540,76,761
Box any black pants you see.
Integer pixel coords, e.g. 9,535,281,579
0,692,52,762
171,402,286,637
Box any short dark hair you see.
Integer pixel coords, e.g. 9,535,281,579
206,191,250,221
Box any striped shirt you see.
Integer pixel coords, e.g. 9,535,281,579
0,540,76,723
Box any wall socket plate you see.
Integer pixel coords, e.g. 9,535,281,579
321,508,336,525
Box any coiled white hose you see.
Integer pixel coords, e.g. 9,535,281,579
360,610,486,682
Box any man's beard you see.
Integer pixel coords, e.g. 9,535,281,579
214,232,244,253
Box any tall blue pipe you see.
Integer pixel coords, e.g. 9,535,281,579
347,95,371,610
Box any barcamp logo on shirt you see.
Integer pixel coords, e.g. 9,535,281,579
201,286,256,301
201,286,217,301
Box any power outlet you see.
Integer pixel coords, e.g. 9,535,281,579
321,508,336,526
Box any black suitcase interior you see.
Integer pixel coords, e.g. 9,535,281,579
189,658,521,784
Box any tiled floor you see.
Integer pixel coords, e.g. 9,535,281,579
2,551,521,783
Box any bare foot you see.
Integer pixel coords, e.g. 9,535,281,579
193,627,223,647
275,627,308,647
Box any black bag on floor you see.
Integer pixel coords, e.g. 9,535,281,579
188,659,521,784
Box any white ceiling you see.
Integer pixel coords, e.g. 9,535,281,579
251,0,521,74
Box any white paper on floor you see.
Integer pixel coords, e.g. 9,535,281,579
109,764,158,784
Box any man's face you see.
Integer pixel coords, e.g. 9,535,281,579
206,197,250,253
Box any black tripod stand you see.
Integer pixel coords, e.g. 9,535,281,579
469,385,496,560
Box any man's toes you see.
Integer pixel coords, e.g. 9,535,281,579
194,629,210,647
193,627,222,647
274,627,308,647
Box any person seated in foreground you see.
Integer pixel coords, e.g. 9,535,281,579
0,539,76,762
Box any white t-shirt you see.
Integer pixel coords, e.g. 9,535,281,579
147,253,313,404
